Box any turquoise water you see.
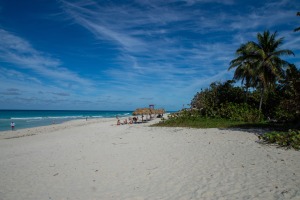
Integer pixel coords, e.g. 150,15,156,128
0,110,132,131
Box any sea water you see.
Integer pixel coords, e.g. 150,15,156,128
0,110,131,131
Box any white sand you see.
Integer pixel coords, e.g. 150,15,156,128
0,117,299,200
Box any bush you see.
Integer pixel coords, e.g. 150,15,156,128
274,99,300,123
258,129,300,150
155,114,247,128
191,80,245,117
274,106,296,122
218,103,261,122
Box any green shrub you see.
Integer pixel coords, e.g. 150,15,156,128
218,103,261,122
274,106,296,122
259,129,300,150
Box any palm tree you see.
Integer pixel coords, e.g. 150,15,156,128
229,31,294,115
249,31,294,112
229,44,257,102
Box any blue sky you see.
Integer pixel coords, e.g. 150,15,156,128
0,0,299,111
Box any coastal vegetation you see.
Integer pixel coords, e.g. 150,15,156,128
258,130,300,150
155,28,300,150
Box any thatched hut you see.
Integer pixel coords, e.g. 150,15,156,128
133,108,149,122
132,107,165,121
156,108,165,118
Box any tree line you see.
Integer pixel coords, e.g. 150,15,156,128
190,14,300,126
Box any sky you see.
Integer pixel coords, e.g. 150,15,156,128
0,0,299,111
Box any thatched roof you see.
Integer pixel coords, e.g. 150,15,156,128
133,108,165,115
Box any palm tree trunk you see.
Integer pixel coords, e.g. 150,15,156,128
245,86,249,103
259,87,264,119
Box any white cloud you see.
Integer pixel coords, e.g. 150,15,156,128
0,67,42,84
0,29,93,87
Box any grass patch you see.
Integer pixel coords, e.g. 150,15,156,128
152,117,260,129
153,116,296,130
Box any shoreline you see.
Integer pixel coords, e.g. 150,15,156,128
0,116,162,140
0,118,97,139
0,110,133,132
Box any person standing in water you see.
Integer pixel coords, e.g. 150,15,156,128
10,122,15,131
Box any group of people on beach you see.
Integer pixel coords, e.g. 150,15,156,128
116,116,139,125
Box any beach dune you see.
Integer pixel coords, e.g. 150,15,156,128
0,118,299,199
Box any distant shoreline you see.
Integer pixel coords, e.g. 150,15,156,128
0,110,173,132
0,110,133,132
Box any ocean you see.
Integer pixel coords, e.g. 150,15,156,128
0,110,132,132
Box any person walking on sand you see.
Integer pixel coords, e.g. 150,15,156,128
10,121,15,131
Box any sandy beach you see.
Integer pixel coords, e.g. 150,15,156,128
0,117,299,200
